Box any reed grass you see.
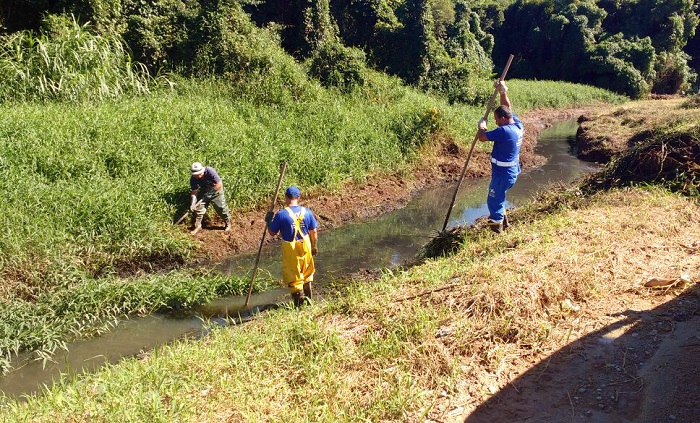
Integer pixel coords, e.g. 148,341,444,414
0,15,153,103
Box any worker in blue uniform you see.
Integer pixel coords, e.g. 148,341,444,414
477,80,524,233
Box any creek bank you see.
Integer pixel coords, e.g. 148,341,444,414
575,97,698,162
193,106,601,260
575,97,700,196
5,99,700,421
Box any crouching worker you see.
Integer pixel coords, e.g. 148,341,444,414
189,162,231,235
266,186,319,307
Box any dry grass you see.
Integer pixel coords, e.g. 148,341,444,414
353,188,700,420
4,187,699,422
576,98,700,161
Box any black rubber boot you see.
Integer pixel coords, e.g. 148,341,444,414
488,220,503,234
291,292,307,308
303,283,312,301
503,211,510,230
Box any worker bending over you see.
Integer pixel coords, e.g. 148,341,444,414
189,162,232,235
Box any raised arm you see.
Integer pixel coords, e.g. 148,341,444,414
496,80,511,110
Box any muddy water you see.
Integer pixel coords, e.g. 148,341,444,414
0,120,596,399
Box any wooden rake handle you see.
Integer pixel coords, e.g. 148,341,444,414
244,161,288,308
175,199,203,225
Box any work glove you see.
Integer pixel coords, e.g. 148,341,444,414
265,211,274,227
190,196,198,212
494,80,508,94
478,117,488,131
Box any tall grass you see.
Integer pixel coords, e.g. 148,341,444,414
0,15,153,103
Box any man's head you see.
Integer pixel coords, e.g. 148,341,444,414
493,105,513,126
285,186,301,204
191,162,205,178
285,186,301,198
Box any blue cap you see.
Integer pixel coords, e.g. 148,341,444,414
285,186,301,198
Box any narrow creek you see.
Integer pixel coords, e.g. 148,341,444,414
0,120,597,400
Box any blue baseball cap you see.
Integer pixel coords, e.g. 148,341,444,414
285,186,301,198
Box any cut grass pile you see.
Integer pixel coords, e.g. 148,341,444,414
576,97,700,162
1,186,697,421
576,97,700,196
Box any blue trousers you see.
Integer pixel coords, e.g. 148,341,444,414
487,174,517,222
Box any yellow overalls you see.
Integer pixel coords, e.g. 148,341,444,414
281,207,315,294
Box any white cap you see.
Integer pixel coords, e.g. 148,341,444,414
191,162,205,175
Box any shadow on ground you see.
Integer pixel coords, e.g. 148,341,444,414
464,284,700,423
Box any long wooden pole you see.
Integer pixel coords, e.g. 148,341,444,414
441,54,515,232
244,161,288,308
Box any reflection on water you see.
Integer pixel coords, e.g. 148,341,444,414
0,120,597,400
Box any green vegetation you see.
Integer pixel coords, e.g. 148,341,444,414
0,271,256,373
489,0,699,97
4,0,697,99
0,0,627,375
0,15,152,102
0,75,621,371
1,186,697,421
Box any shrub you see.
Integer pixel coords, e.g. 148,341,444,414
653,50,697,94
585,34,655,98
192,1,314,105
308,43,366,92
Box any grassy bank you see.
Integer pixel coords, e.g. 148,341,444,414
2,185,697,421
0,77,622,293
0,271,266,372
0,77,622,372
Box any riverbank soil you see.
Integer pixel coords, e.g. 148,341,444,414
575,97,699,163
189,106,596,260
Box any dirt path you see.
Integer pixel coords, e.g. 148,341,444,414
188,106,596,260
461,286,700,423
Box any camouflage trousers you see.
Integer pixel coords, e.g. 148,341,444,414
194,188,230,222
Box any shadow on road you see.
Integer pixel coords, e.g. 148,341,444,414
464,284,700,423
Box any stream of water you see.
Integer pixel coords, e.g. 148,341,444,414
0,120,598,400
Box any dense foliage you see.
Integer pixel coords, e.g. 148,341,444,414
490,0,698,97
1,0,697,98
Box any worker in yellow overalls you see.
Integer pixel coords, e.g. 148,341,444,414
266,186,319,307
